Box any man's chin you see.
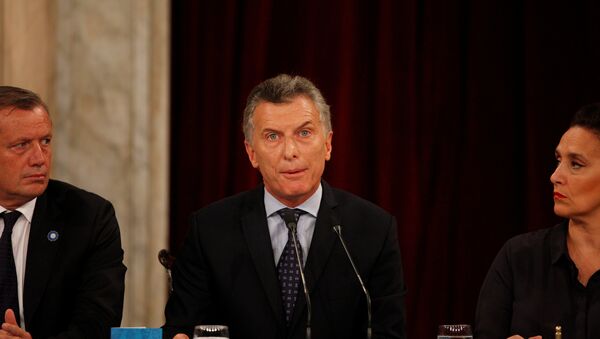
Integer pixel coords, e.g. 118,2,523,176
21,182,49,198
1,186,47,209
280,188,318,206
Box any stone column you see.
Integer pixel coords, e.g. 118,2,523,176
53,0,170,327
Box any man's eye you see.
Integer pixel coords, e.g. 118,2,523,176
41,138,52,146
12,142,27,149
266,133,278,141
299,130,311,137
571,162,583,169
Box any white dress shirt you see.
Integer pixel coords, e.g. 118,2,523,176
1,198,36,329
264,184,322,266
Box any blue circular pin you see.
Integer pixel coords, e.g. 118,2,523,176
47,230,59,242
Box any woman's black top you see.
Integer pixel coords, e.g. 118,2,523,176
475,222,600,339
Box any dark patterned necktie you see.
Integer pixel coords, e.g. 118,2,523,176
276,208,306,324
0,211,21,324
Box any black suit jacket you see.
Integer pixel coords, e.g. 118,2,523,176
23,180,126,338
164,182,406,339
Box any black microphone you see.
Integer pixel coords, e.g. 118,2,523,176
158,249,175,293
287,220,312,339
331,219,372,339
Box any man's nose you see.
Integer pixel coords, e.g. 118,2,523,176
29,142,47,166
283,137,298,159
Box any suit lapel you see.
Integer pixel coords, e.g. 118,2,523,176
289,182,339,332
241,187,285,326
23,187,63,325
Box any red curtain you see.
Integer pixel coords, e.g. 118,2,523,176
170,1,600,337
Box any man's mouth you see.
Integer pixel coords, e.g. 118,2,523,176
282,169,306,177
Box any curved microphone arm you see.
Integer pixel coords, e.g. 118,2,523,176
333,225,372,339
288,222,312,339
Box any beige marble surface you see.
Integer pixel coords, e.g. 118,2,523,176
0,0,170,328
0,0,56,109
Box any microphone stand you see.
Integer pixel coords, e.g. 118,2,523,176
333,225,372,339
288,222,312,339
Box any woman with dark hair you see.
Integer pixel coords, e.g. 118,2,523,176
475,103,600,339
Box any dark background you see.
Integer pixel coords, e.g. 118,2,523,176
169,1,600,338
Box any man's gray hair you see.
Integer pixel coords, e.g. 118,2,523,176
242,74,331,142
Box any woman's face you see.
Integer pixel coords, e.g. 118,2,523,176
551,126,600,221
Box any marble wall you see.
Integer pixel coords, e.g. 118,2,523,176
0,0,56,107
0,0,170,327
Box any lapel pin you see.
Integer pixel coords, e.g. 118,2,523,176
47,230,59,242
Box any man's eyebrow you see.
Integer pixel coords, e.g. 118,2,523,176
260,127,280,134
296,121,314,129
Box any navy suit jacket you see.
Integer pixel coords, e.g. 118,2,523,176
23,180,126,338
163,182,406,339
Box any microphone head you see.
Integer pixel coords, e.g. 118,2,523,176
286,222,298,232
158,249,175,269
333,224,342,234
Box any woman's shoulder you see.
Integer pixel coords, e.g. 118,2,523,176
502,222,566,258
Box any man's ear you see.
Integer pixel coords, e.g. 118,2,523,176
324,131,333,161
244,140,259,168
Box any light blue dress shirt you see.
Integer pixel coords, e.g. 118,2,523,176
264,184,322,266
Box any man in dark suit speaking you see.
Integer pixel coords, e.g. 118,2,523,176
0,86,126,338
164,75,406,339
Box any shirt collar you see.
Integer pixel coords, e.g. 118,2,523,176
0,198,37,223
264,184,322,218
